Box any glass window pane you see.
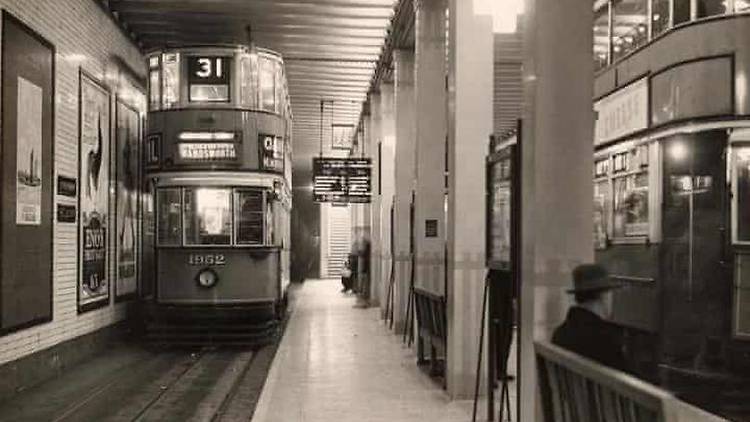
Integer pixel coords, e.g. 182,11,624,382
157,188,182,246
260,57,275,112
162,53,180,108
275,61,283,114
241,53,258,108
697,0,728,17
149,70,160,110
736,148,750,242
674,0,691,25
652,0,670,37
184,188,232,245
236,190,265,245
614,172,649,237
594,6,610,70
737,0,750,12
612,0,648,61
594,180,611,249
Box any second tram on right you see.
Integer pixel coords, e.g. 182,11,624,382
592,2,750,412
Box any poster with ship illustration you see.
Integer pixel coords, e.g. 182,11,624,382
16,76,43,226
115,100,140,301
78,71,110,313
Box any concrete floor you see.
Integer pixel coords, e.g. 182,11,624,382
252,279,511,422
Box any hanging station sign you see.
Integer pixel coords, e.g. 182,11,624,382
331,124,354,150
312,157,372,203
594,76,649,146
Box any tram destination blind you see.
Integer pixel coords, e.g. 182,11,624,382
313,157,372,203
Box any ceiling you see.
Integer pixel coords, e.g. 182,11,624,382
99,0,401,171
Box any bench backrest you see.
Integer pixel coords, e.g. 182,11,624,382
535,341,727,422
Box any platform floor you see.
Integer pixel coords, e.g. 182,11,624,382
251,279,484,422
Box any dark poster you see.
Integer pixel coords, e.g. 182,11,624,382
115,101,140,301
0,12,55,333
78,72,111,313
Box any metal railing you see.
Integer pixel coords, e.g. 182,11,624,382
536,341,727,422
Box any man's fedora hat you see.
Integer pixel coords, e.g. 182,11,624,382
566,264,623,294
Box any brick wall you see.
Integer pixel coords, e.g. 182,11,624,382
0,0,145,365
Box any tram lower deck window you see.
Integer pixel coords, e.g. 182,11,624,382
184,188,232,245
735,147,750,242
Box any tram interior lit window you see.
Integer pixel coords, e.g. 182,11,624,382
184,188,232,245
612,0,648,61
260,57,276,112
157,188,182,246
652,0,670,37
735,148,750,242
738,0,750,12
594,6,610,70
594,158,612,249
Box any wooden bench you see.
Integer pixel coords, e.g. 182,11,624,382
536,341,727,422
414,287,447,387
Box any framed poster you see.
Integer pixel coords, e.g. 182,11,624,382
114,100,140,302
1,12,55,334
78,71,111,313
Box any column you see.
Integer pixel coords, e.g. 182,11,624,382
445,0,493,398
378,81,396,316
519,0,594,419
393,48,416,333
414,0,447,298
361,93,380,304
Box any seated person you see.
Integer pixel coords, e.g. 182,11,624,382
552,264,630,373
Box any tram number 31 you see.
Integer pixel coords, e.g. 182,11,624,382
196,58,223,78
188,253,226,266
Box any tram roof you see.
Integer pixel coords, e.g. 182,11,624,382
98,0,406,172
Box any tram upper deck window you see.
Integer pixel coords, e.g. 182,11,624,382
594,6,609,71
260,56,276,112
187,56,231,103
149,56,160,110
184,188,232,245
157,188,182,246
240,53,259,108
161,53,180,109
734,147,750,242
674,0,691,25
737,0,750,12
697,0,729,17
612,0,648,61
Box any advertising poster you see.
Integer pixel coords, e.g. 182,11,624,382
115,101,139,301
78,72,110,312
15,77,43,225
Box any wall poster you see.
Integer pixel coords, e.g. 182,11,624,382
115,100,140,301
1,12,55,334
78,71,111,313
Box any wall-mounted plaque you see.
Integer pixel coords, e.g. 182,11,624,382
57,175,77,197
425,219,438,238
57,203,76,223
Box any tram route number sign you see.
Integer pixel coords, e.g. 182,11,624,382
313,157,372,204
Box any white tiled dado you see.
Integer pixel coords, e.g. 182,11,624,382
252,279,480,422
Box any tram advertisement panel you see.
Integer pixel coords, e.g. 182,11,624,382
78,72,111,313
115,100,139,301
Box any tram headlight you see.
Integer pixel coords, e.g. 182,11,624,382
196,268,219,288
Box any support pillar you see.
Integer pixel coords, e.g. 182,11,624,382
378,82,396,316
445,0,493,399
393,49,416,333
414,0,447,298
519,0,594,419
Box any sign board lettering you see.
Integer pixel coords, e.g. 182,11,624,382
313,157,372,203
594,76,649,146
178,143,237,161
57,203,76,223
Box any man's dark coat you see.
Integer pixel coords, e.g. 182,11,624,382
551,306,630,373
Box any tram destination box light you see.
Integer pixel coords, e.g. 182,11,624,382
312,157,372,204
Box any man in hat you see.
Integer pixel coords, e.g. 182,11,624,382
552,264,631,373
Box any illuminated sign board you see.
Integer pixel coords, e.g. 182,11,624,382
178,143,237,161
187,56,231,102
260,134,284,171
313,157,372,203
594,76,648,146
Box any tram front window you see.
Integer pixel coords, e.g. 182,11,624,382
184,188,232,245
236,190,265,245
157,188,182,246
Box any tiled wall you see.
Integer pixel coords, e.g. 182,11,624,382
0,0,145,365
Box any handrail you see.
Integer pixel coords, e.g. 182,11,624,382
535,341,727,422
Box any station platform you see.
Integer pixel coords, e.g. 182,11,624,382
251,279,478,422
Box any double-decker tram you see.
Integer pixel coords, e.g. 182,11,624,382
142,44,292,344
